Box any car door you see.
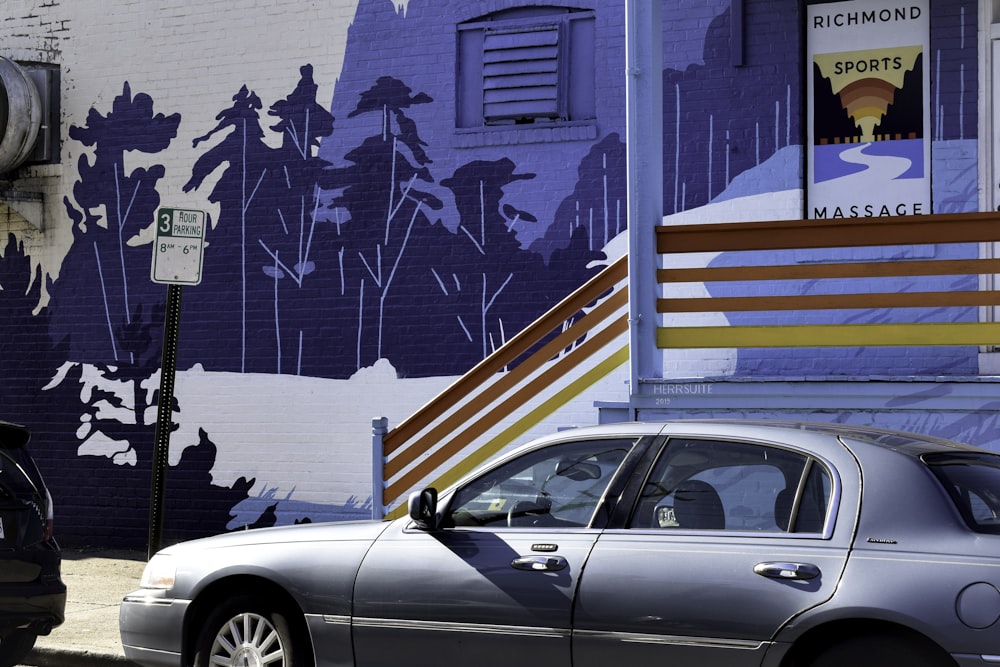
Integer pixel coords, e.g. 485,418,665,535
573,436,856,667
352,437,639,667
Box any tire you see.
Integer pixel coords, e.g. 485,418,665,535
809,634,952,667
0,630,37,667
193,594,311,667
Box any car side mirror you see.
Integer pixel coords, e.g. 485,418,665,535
408,487,439,531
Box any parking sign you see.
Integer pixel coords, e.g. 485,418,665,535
151,207,207,285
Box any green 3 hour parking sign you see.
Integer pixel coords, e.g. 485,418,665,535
151,207,207,285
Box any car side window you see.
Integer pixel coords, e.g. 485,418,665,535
443,439,635,529
630,438,832,534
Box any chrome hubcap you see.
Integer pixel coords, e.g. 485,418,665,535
210,612,285,667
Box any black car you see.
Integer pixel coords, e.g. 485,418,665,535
0,421,65,667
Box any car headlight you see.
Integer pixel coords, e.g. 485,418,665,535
140,554,176,590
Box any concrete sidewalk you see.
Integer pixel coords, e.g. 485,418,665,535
22,548,146,667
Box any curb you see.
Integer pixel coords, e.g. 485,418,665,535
23,646,137,667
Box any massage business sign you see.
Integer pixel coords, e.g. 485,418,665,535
807,0,929,219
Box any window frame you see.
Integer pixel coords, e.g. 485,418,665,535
626,437,839,538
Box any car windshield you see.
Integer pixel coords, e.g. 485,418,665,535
925,452,1000,534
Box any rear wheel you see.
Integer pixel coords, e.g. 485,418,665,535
193,594,310,667
0,630,37,667
809,634,953,667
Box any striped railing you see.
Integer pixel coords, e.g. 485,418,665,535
656,212,1000,349
376,254,629,517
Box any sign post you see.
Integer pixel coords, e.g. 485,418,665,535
148,208,207,558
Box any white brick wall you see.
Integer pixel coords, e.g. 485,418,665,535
3,0,358,292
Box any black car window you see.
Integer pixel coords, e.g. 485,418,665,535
0,445,48,546
925,452,1000,534
443,438,635,529
630,438,832,534
0,447,43,498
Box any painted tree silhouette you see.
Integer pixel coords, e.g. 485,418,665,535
41,83,257,547
56,82,179,363
183,85,272,372
183,68,346,376
439,159,539,359
255,65,336,374
534,133,627,259
49,81,180,467
0,234,65,416
324,76,443,368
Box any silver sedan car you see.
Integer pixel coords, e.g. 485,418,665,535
120,420,1000,667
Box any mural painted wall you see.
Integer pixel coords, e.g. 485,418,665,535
645,0,993,457
1,0,632,547
696,0,981,379
0,0,988,548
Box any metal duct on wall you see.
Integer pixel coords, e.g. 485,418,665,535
0,56,42,174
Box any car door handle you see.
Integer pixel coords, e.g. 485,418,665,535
754,561,821,580
511,555,568,571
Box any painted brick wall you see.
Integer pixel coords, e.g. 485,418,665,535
0,0,637,546
0,0,990,548
2,0,367,546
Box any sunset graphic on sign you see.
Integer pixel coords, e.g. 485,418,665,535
813,46,922,143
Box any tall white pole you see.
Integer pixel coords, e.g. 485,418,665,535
626,0,664,412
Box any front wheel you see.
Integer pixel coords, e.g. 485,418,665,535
193,595,310,667
809,634,953,667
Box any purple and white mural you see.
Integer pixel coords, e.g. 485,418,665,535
0,0,984,547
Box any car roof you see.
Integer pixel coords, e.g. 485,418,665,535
452,419,990,498
525,419,985,458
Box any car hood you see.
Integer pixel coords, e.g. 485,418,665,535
158,519,394,558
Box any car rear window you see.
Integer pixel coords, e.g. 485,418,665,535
0,447,43,498
925,452,1000,534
